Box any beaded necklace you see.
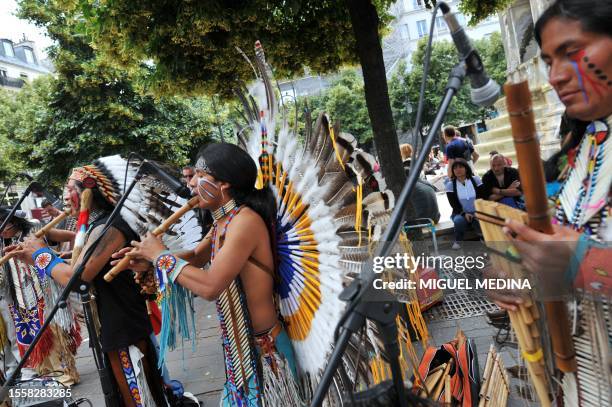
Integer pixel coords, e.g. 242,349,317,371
211,205,242,259
210,205,261,402
555,119,611,235
211,199,237,222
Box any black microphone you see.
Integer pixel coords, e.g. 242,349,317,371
141,160,192,199
439,2,500,107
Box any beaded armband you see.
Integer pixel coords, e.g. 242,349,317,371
32,247,65,280
155,251,189,290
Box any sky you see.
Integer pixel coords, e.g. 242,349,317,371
0,0,53,58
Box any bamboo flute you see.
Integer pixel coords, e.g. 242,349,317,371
478,345,495,405
504,80,577,374
104,196,200,281
476,199,551,406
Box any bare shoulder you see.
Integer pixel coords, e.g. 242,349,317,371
229,207,268,235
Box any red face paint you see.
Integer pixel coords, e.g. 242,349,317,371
571,50,606,99
70,190,80,212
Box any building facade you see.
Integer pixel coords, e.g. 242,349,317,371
384,0,501,76
0,37,52,90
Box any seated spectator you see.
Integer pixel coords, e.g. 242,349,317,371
482,154,524,209
443,126,479,177
400,143,441,224
445,159,485,249
488,150,513,167
400,143,413,170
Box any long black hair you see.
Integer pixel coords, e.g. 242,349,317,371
534,0,612,181
196,143,277,232
534,0,612,46
450,158,474,179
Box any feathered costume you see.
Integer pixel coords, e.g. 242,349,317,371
66,157,203,406
0,213,80,383
208,41,400,406
548,116,612,407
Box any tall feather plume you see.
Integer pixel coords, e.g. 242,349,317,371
234,41,401,399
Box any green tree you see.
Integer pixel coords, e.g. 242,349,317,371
297,70,373,144
5,1,233,187
0,77,53,179
389,32,506,136
423,0,513,25
35,0,409,199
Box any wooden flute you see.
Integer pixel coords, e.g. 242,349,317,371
0,208,71,266
103,196,200,282
504,80,577,375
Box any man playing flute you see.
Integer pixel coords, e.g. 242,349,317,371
11,163,168,407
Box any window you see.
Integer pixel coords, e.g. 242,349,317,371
2,41,14,57
19,73,28,79
400,24,410,40
24,48,35,64
416,20,428,38
0,68,7,77
413,0,424,8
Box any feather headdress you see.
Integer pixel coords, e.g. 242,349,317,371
236,41,396,396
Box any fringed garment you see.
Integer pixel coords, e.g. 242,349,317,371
213,206,304,407
550,116,612,406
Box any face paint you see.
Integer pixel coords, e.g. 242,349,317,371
197,178,219,202
570,50,607,102
70,190,80,212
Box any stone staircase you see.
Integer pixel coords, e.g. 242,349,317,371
473,57,565,175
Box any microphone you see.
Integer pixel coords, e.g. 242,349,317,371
439,2,500,107
141,161,192,199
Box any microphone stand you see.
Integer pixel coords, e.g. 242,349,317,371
310,63,467,407
0,163,146,406
0,182,39,235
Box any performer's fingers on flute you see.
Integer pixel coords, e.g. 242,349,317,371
489,295,523,312
2,244,21,254
110,246,133,261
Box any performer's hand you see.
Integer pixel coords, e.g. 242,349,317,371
12,237,47,264
111,247,152,272
130,233,167,262
134,268,157,295
465,213,474,222
483,265,524,311
509,180,520,190
503,220,580,297
3,244,20,254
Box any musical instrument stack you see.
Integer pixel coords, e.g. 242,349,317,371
478,345,510,407
476,80,580,406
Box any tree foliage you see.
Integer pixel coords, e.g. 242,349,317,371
1,0,233,187
389,32,506,134
63,0,389,98
297,70,373,144
424,0,513,25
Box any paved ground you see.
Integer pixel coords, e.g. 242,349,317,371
71,299,225,406
66,194,533,406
